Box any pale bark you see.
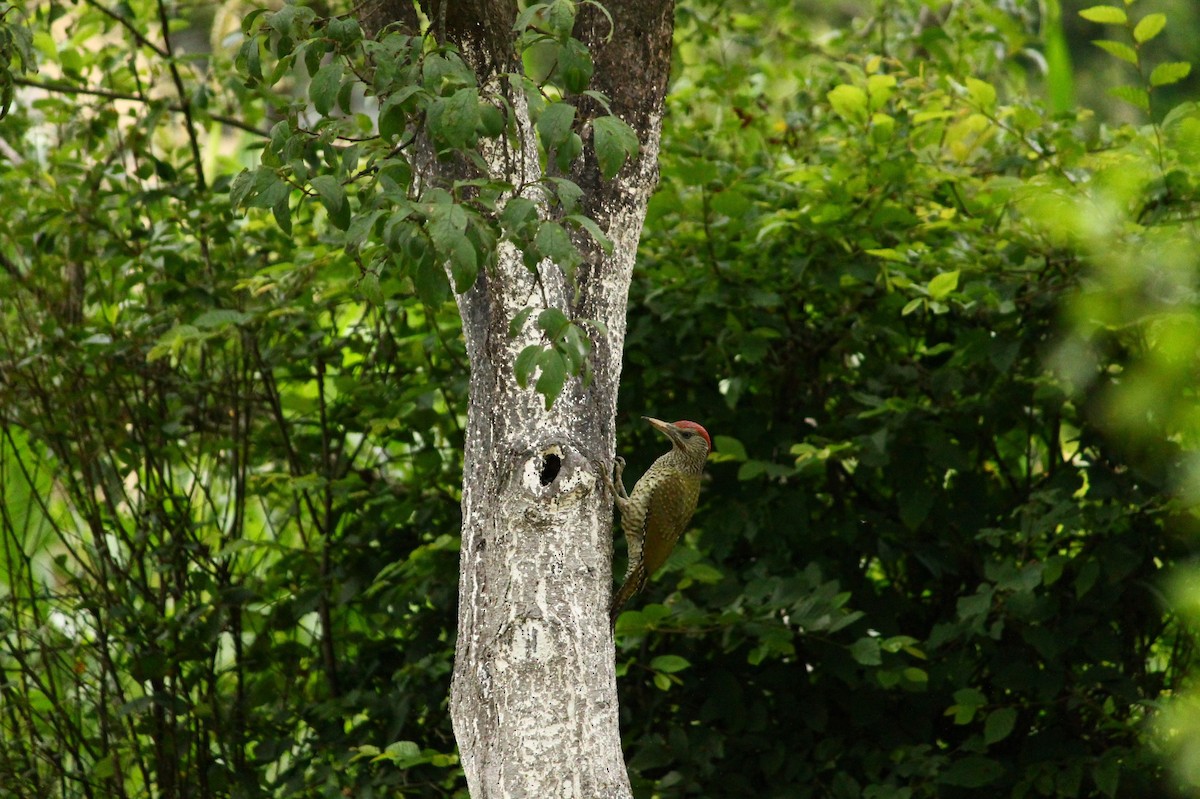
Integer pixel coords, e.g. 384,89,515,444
358,2,675,795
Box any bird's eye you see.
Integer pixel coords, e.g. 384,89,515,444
682,431,693,438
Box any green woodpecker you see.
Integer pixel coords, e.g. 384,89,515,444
606,417,711,626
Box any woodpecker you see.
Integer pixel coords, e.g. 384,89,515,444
606,417,711,627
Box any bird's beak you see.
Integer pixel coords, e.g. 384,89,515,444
643,416,684,448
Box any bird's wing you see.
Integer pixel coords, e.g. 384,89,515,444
639,474,701,578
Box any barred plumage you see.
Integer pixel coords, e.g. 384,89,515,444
607,418,710,627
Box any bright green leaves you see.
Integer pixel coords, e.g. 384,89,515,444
900,269,961,316
824,60,901,153
1109,85,1150,113
964,77,997,113
532,221,581,274
1132,13,1166,45
1151,61,1192,88
1092,39,1138,66
827,84,868,123
927,269,960,301
1078,5,1127,25
828,65,897,125
648,654,690,691
1080,4,1194,113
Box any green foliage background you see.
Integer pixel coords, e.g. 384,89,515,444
2,1,1200,798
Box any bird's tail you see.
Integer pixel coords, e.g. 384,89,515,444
609,565,647,628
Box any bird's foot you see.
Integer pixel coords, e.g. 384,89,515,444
611,456,629,500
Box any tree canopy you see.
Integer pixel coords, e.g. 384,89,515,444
2,0,1200,797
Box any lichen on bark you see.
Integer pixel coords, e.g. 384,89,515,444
357,2,676,795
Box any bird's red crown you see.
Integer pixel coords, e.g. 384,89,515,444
673,420,711,451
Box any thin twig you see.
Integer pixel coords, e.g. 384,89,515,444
154,0,205,189
14,77,271,138
81,0,169,59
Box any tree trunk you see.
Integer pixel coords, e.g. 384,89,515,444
357,1,675,795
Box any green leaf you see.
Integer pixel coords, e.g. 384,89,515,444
378,96,407,142
536,307,571,340
413,253,450,305
984,707,1018,745
827,84,868,123
592,115,639,180
1091,39,1139,66
865,248,906,262
194,310,249,329
965,78,996,112
515,345,543,389
565,214,613,253
447,237,478,292
1078,6,1128,24
927,270,960,301
554,132,583,172
359,272,383,304
1132,13,1166,43
382,740,422,762
712,435,747,461
558,323,591,375
850,637,882,666
558,38,594,93
230,168,255,209
533,220,581,273
650,655,691,673
512,2,551,32
949,688,988,724
534,348,568,408
310,175,350,230
91,754,116,780
429,88,481,149
238,37,262,82
866,73,896,110
244,166,291,209
547,177,583,212
1108,84,1150,111
537,101,576,149
478,102,505,137
501,197,540,238
547,0,576,38
425,201,469,251
272,195,292,235
309,60,344,116
1150,62,1192,87
509,307,534,337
